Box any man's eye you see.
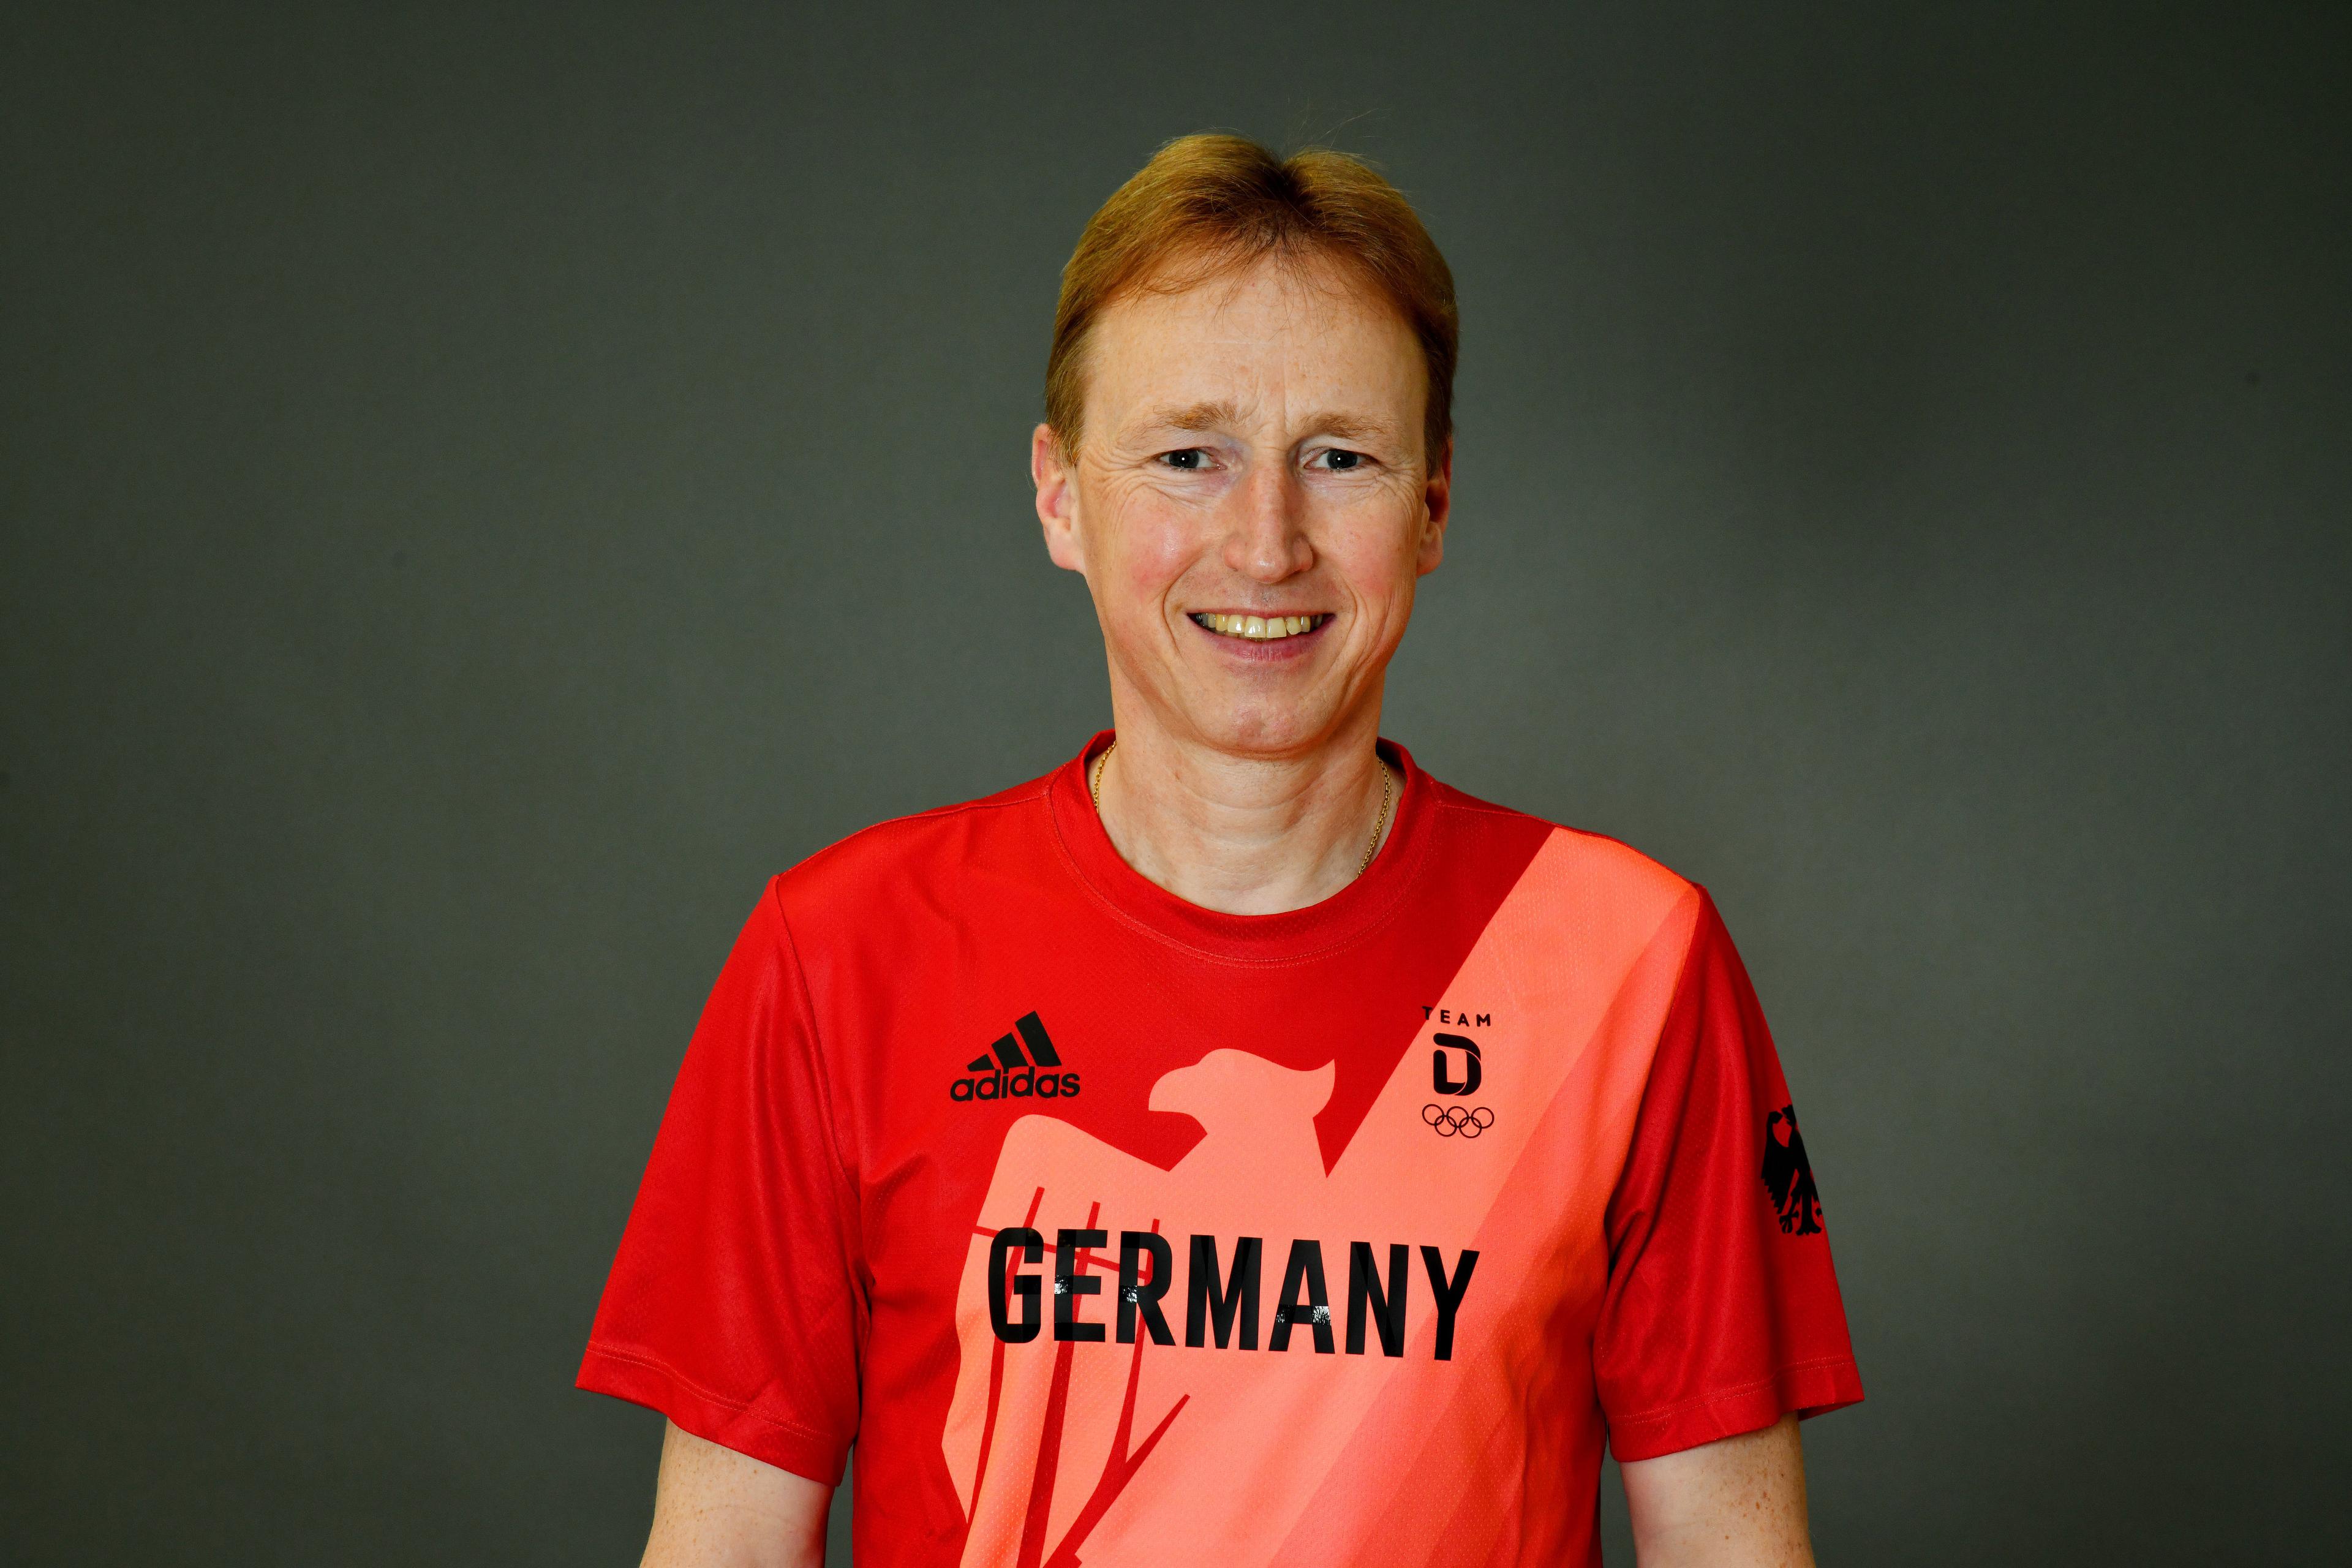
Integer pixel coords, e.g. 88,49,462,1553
1159,448,1210,470
1317,449,1367,472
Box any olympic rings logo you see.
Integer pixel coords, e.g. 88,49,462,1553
1422,1104,1495,1138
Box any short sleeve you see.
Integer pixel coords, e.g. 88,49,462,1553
576,880,865,1484
1593,889,1864,1461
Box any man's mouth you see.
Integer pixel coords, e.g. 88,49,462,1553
1187,612,1330,642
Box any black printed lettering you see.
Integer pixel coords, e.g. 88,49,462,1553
1268,1239,1334,1354
989,1226,1043,1344
1420,1246,1479,1362
1054,1227,1106,1341
1117,1230,1175,1345
1186,1234,1262,1350
1347,1241,1410,1357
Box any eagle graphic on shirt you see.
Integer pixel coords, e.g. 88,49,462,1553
945,1048,1359,1568
936,829,1702,1568
1760,1104,1823,1235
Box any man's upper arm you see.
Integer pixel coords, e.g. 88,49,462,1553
641,1420,834,1568
1619,1413,1812,1568
578,884,865,1481
1594,894,1863,1456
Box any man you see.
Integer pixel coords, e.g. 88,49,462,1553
581,134,1862,1567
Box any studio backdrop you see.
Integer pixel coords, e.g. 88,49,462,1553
4,3,2345,1564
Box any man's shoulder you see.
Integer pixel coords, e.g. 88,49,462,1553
1421,772,1702,919
766,763,1066,921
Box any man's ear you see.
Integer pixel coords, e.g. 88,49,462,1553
1416,434,1452,576
1034,423,1085,573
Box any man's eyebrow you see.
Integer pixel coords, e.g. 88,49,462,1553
1136,400,1243,433
1129,404,1405,443
1309,413,1403,443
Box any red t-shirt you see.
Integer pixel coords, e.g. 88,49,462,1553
580,733,1862,1567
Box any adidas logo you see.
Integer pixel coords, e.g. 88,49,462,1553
949,1011,1082,1102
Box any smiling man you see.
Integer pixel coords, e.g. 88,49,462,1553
581,135,1863,1567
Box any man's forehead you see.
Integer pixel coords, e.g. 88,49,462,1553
1087,275,1420,431
1102,254,1394,339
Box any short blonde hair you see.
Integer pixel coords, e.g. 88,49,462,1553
1046,134,1458,461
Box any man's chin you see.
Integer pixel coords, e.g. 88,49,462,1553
1170,696,1358,761
1108,649,1371,758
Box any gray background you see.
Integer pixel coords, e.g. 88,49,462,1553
4,2,2345,1562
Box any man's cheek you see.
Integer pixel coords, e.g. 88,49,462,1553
1114,528,1200,600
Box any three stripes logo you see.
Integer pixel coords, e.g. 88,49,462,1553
949,1011,1082,1102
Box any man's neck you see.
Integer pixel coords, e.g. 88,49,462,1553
1090,711,1398,916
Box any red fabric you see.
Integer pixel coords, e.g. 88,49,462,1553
1594,894,1864,1461
578,733,1861,1564
576,886,865,1483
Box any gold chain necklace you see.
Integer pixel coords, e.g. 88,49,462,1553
1090,739,1395,878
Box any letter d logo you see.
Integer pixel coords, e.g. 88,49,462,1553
1432,1033,1482,1096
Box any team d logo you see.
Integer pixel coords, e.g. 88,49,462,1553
951,1011,1082,1102
1422,1031,1493,1137
1430,1032,1481,1096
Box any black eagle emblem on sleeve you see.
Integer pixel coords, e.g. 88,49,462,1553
1760,1104,1824,1235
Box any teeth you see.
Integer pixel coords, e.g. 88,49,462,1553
1197,612,1322,640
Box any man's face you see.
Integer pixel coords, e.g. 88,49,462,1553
1034,252,1450,758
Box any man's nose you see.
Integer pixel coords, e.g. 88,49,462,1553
1223,460,1314,582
